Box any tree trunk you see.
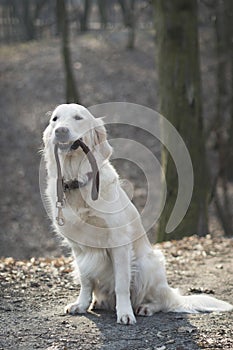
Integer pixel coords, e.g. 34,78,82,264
226,0,233,181
213,0,233,236
154,0,209,241
80,0,91,32
56,0,80,103
97,0,108,29
22,0,36,41
118,0,136,49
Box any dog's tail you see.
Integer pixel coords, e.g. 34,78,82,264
162,287,233,313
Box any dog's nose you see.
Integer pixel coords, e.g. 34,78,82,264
55,127,69,136
55,127,70,142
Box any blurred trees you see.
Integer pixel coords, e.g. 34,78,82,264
154,0,209,241
0,0,48,41
0,0,152,46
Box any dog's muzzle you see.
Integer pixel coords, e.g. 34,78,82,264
54,127,72,151
54,127,84,152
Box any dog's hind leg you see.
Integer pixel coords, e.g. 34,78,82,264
135,303,162,316
132,248,172,317
91,294,115,311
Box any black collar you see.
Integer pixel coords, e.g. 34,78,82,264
63,172,93,192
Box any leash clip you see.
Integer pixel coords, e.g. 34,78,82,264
56,200,65,226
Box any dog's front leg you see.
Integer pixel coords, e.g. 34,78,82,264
65,271,93,315
111,245,136,325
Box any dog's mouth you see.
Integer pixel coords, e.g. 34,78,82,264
56,138,83,152
56,141,73,151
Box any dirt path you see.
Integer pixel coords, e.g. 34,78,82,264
1,235,233,350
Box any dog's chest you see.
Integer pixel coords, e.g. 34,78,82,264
65,189,88,216
72,244,113,281
48,177,90,217
64,190,108,227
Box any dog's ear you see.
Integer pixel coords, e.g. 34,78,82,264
93,118,112,160
41,111,53,145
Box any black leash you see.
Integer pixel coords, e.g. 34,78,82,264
54,143,65,226
70,139,99,200
54,139,100,226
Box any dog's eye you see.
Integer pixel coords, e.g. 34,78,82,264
52,116,58,122
74,115,83,121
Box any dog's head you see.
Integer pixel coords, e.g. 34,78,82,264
43,104,112,161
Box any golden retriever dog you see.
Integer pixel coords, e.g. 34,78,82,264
42,103,232,325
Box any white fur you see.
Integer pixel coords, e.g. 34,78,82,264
43,104,233,325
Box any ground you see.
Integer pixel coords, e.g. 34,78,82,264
0,20,232,350
0,235,233,350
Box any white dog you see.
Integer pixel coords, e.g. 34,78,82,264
42,103,232,325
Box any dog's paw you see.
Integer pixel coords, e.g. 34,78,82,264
135,304,155,316
117,313,136,325
65,302,87,315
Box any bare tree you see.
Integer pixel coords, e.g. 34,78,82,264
80,0,92,32
225,0,233,182
97,0,108,29
211,0,233,236
154,0,209,241
118,0,136,49
56,0,80,103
